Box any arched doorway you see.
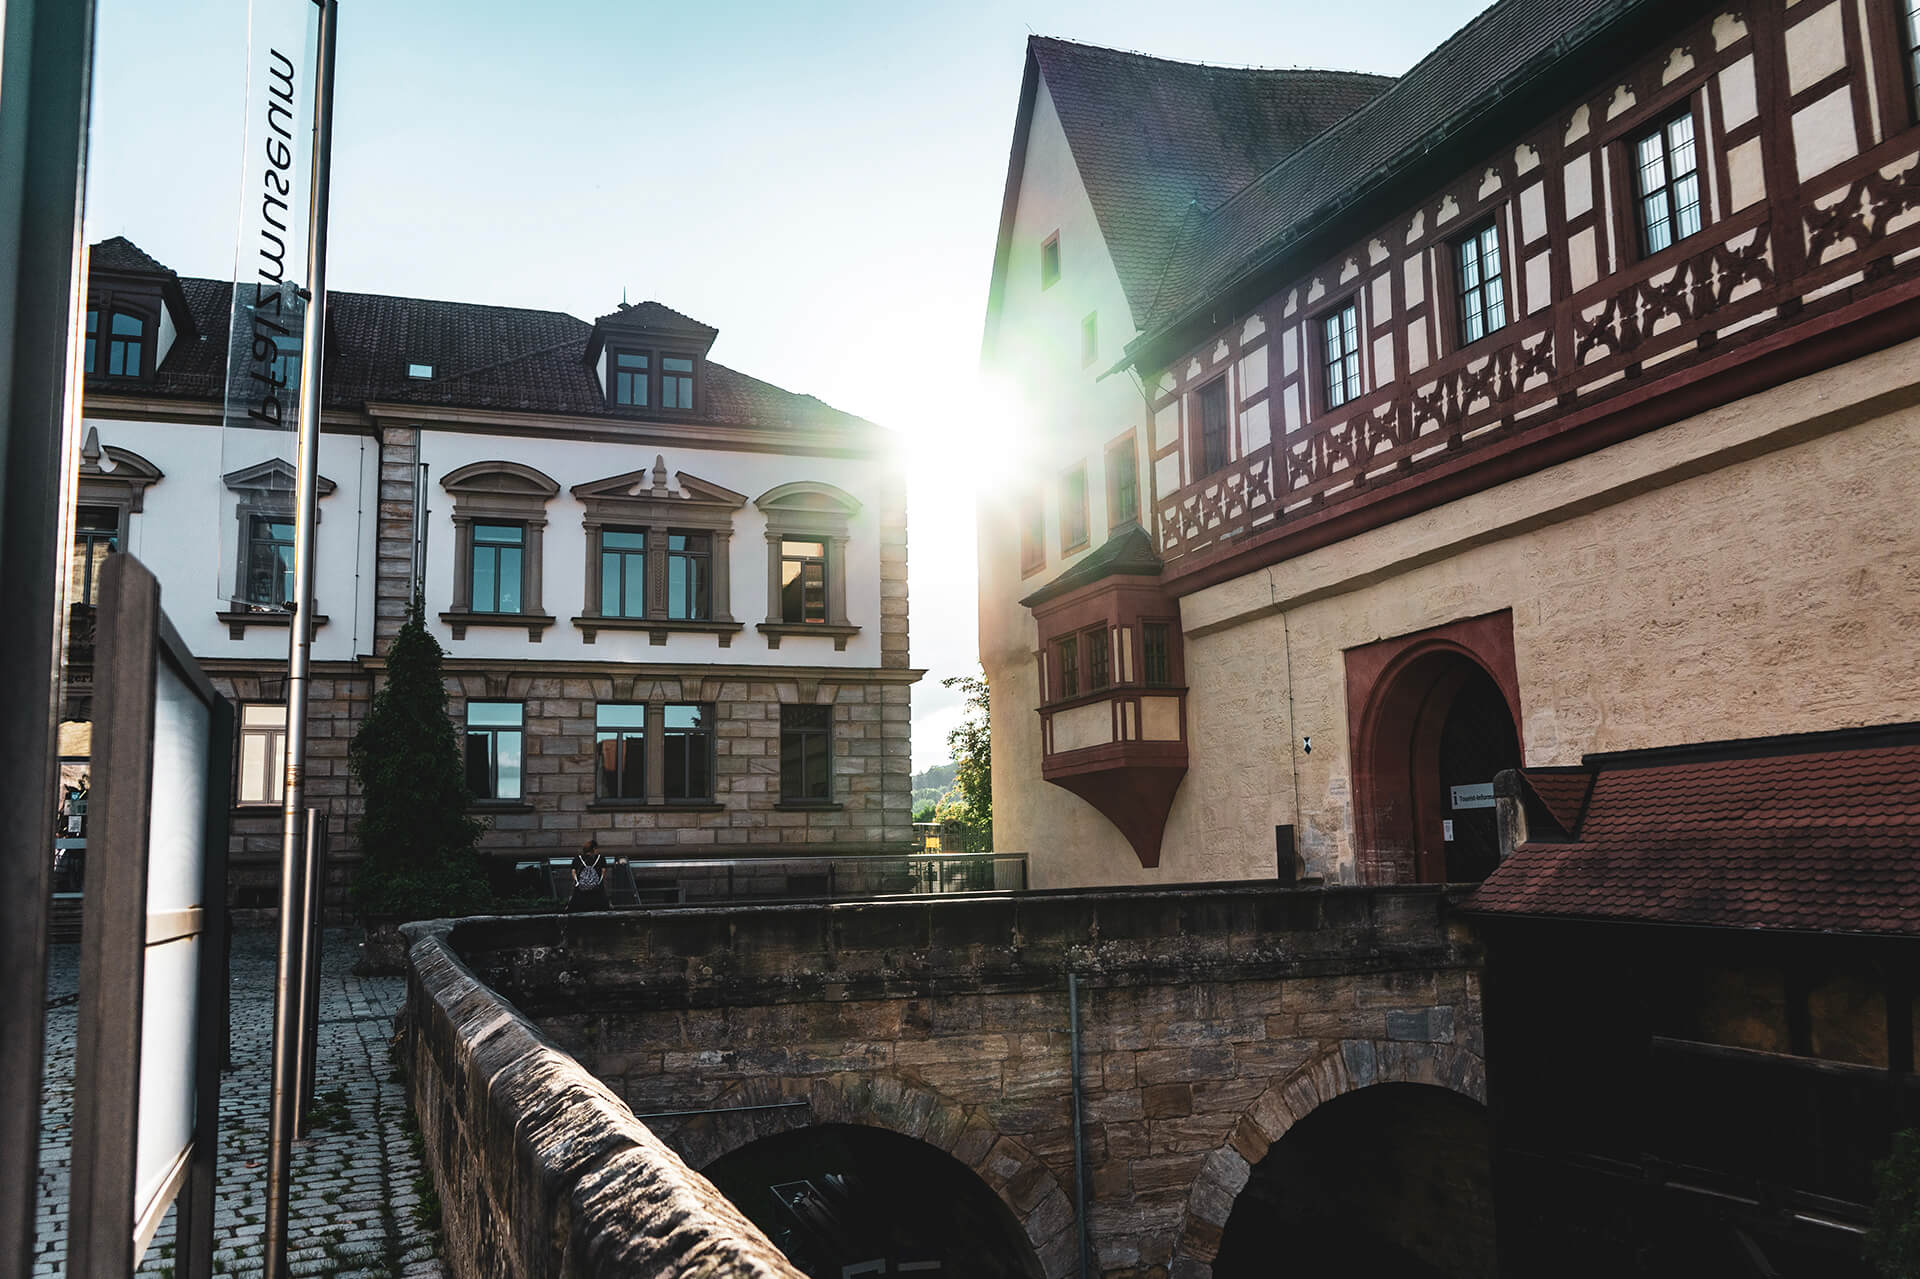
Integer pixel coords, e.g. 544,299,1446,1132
702,1123,1045,1278
1213,1083,1495,1278
1349,616,1524,884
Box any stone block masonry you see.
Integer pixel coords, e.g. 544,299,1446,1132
425,884,1485,1279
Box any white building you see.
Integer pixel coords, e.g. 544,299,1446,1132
72,237,916,906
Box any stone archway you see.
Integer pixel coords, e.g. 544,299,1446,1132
654,1072,1074,1278
1170,1040,1489,1278
1346,612,1525,884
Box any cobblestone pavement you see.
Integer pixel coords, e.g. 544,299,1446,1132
35,929,446,1278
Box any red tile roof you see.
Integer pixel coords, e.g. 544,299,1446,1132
1466,726,1920,936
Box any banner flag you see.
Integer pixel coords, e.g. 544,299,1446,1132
218,0,322,613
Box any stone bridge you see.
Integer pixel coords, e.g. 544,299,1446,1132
406,884,1488,1279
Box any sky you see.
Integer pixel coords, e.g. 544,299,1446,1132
84,0,1489,771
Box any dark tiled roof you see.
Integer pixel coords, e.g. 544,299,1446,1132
594,300,719,342
1519,768,1594,835
1020,523,1162,608
1133,0,1651,337
1030,37,1393,320
91,235,176,278
1466,726,1920,936
92,242,876,436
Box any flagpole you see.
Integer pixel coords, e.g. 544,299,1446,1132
266,2,337,1275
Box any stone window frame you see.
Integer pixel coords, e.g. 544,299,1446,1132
778,703,835,807
72,426,162,584
219,457,336,639
755,480,863,651
440,460,559,640
569,454,746,646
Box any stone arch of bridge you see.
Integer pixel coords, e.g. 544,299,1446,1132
657,1071,1074,1279
1168,1038,1488,1279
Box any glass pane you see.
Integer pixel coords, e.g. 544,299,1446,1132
1674,175,1703,241
472,549,496,612
1481,225,1500,260
805,737,829,798
242,703,287,728
598,703,646,729
622,555,645,617
1644,192,1672,253
496,731,522,800
780,727,804,797
112,312,142,335
604,529,645,550
596,732,620,796
618,736,644,799
601,552,621,615
781,563,805,622
616,352,649,371
475,523,522,545
123,342,140,378
270,732,286,803
665,704,703,730
668,555,689,619
1667,114,1696,171
467,701,523,727
1484,278,1506,332
687,557,707,619
464,732,493,798
685,731,709,798
803,562,825,620
497,547,522,613
109,342,126,377
782,539,826,558
240,732,268,803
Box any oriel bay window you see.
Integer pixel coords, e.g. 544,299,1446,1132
755,480,863,650
571,456,743,644
464,702,524,802
594,704,647,801
663,704,713,802
441,460,558,640
780,705,833,803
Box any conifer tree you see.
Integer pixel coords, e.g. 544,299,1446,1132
347,600,489,919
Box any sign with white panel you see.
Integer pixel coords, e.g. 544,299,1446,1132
1449,783,1495,810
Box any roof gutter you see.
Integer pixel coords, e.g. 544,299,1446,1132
1116,0,1707,377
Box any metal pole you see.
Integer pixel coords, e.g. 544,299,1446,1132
291,808,322,1139
0,0,94,1272
1068,973,1092,1279
266,4,338,1274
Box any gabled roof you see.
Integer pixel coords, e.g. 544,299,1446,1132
984,38,1391,356
88,246,877,437
593,300,719,342
91,235,175,278
1128,0,1691,354
1465,724,1920,937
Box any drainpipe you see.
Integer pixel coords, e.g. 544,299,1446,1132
1069,972,1092,1278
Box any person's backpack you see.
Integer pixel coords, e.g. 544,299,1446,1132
576,861,603,890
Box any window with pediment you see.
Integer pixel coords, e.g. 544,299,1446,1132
440,460,559,639
569,453,746,645
70,427,162,611
220,456,336,637
755,480,863,651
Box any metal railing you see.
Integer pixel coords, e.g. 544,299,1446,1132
513,851,1029,909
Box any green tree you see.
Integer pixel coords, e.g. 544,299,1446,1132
912,801,937,824
941,669,991,850
1869,1129,1920,1277
347,601,490,920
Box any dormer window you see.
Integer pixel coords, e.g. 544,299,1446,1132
86,309,148,378
662,356,694,409
613,351,649,406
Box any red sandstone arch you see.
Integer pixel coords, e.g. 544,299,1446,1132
1168,1039,1489,1278
653,1072,1074,1278
1345,611,1525,884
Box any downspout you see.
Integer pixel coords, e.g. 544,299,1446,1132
1069,972,1091,1278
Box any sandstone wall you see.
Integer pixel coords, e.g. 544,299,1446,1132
399,920,804,1279
452,886,1485,1279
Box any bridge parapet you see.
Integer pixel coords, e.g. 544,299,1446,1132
409,884,1486,1278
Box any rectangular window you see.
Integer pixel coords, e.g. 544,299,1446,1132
1107,438,1139,527
107,312,145,378
1060,466,1089,553
407,362,434,379
663,703,713,801
666,530,711,620
1081,312,1098,367
471,522,524,614
613,350,650,406
1142,622,1172,687
237,703,287,805
594,704,647,801
1085,626,1110,690
1041,232,1060,289
661,356,694,409
245,514,295,607
780,704,832,802
1456,221,1508,346
1058,635,1079,699
1198,378,1231,475
1633,110,1704,255
1020,495,1045,574
84,309,98,375
464,702,524,802
599,529,647,618
779,538,827,623
71,506,118,608
1323,302,1362,410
